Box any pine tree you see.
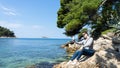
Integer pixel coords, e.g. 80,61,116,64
57,0,120,38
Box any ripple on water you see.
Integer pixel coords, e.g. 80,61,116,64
0,61,6,67
26,62,57,68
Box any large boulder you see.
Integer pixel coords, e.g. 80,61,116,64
54,35,120,68
53,50,120,68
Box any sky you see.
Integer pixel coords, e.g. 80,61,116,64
0,0,68,38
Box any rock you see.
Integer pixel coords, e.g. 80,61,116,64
54,50,120,68
54,34,120,68
62,43,81,53
106,32,115,37
112,37,120,44
61,45,67,48
102,35,112,40
93,44,102,51
93,37,113,51
112,36,120,53
113,44,120,53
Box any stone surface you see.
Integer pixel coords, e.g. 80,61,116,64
112,37,120,44
54,34,120,68
62,43,81,53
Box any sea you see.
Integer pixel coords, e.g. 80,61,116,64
0,38,70,68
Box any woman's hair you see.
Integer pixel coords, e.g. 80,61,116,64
83,31,88,35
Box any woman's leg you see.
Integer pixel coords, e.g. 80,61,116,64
67,51,80,65
82,48,95,56
76,50,83,61
70,50,83,61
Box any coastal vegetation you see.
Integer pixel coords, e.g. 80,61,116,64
0,26,15,37
54,0,120,68
57,0,120,39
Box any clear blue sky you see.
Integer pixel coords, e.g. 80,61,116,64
0,0,68,38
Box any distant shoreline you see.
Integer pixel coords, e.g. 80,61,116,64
0,37,16,38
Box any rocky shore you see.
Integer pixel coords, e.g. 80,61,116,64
53,34,120,68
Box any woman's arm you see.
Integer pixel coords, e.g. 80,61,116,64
75,40,84,45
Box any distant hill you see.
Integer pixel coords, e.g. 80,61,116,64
0,26,15,37
41,36,48,38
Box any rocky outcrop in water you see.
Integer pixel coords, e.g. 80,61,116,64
61,42,81,53
54,34,120,68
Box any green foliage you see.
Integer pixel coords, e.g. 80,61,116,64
82,0,99,15
91,0,120,39
109,22,120,38
0,26,15,37
57,0,102,37
102,28,115,35
64,19,82,36
57,0,120,38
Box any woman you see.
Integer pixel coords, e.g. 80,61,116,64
67,31,94,64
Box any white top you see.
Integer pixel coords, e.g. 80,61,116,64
77,37,93,49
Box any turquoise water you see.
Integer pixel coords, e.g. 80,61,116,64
0,38,70,68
